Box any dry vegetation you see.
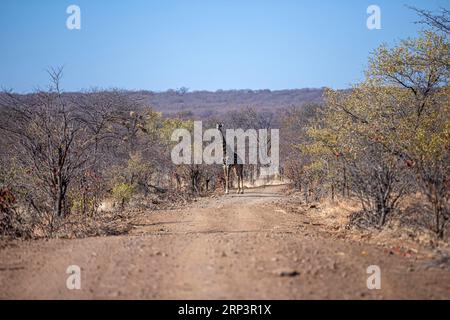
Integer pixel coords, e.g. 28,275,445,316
279,191,450,254
0,72,279,239
0,9,448,253
282,11,449,242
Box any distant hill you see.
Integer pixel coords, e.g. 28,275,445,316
128,88,325,117
0,88,325,118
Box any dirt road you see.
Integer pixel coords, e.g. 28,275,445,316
1,185,449,299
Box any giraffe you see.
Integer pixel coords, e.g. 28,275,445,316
216,123,244,194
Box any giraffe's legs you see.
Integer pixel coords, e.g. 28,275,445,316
234,165,244,194
240,169,244,194
236,167,241,194
239,166,244,194
224,165,230,194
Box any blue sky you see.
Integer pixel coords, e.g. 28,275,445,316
0,0,447,92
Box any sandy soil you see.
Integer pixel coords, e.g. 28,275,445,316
0,185,449,299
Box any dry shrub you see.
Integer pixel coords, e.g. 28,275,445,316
0,187,32,238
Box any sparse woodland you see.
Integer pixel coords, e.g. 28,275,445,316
283,9,449,239
0,9,448,242
0,71,280,238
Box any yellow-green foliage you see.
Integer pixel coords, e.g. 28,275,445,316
294,30,449,216
308,31,449,168
111,183,134,205
139,108,193,145
71,196,97,215
160,118,194,144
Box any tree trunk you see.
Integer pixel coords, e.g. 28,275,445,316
55,179,67,217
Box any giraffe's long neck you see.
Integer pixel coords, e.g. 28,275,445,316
219,127,227,159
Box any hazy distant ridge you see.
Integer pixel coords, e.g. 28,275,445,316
129,88,324,116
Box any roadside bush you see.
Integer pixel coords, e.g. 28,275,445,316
0,187,31,238
111,183,135,209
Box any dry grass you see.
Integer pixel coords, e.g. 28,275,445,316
279,189,450,257
0,189,200,241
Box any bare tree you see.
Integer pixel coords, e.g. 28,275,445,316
0,68,136,222
408,6,450,34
